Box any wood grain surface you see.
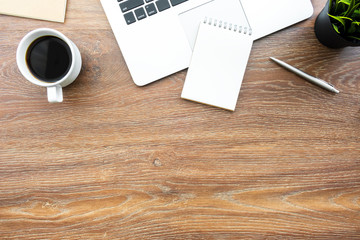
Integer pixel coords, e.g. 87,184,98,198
0,0,359,239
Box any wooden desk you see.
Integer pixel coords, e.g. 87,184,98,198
0,0,359,238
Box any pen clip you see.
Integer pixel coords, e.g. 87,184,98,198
318,78,334,87
326,82,334,87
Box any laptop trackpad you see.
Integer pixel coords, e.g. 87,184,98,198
178,0,250,50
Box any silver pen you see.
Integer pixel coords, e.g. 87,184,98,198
270,57,339,94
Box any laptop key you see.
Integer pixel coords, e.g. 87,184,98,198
170,0,187,6
120,0,144,13
124,11,136,24
156,0,170,12
134,7,147,20
145,3,157,16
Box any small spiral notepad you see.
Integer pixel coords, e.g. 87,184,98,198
181,17,253,111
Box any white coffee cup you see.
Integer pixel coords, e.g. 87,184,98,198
16,28,82,103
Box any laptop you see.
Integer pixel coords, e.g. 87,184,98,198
100,0,313,86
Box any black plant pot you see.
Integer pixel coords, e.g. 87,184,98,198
314,0,360,48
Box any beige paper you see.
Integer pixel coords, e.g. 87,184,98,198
0,0,68,23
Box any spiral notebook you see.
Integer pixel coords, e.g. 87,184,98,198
181,18,253,111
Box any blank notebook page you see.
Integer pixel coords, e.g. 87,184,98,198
181,19,253,111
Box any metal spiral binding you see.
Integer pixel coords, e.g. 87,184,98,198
203,17,252,36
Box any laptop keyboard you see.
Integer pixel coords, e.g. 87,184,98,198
118,0,188,25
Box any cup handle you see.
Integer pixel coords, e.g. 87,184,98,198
47,85,63,103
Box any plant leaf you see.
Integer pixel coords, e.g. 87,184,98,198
339,0,351,6
347,35,360,40
333,23,341,33
348,21,357,33
329,13,352,27
345,1,360,17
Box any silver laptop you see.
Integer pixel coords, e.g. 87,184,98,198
101,0,313,86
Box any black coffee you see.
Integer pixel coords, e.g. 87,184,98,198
26,36,72,83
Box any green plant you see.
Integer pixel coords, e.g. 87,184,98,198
328,0,360,40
